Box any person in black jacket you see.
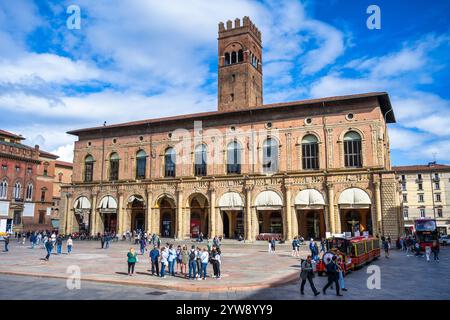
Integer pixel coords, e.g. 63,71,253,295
322,256,342,296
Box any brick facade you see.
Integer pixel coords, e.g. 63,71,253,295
59,17,402,240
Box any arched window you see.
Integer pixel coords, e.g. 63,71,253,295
344,131,362,168
109,153,119,181
227,141,241,174
40,188,46,202
262,138,278,173
224,52,230,65
238,49,243,62
231,51,237,64
302,135,319,170
25,183,33,201
165,147,176,177
58,172,63,182
0,180,7,199
136,150,147,179
194,144,207,176
13,182,21,200
43,162,49,176
84,155,94,182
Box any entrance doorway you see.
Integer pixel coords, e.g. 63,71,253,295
130,198,145,232
189,194,209,238
297,209,325,240
158,196,176,238
340,209,372,235
103,212,117,233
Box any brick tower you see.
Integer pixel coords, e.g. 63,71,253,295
217,17,263,112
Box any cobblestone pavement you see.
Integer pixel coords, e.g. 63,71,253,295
0,240,449,300
0,239,304,292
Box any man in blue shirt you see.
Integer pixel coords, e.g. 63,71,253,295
149,246,160,276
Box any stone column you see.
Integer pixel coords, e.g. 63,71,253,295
284,185,292,241
176,188,183,239
209,187,216,238
251,207,259,241
374,181,382,235
117,193,125,235
245,186,252,241
146,191,153,234
90,194,97,236
63,193,72,235
327,183,335,234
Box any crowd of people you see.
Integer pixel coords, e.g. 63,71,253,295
126,233,223,281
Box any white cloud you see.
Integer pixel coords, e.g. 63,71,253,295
51,143,75,162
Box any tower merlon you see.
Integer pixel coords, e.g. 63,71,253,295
218,16,261,42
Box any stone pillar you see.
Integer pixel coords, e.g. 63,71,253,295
251,207,258,241
90,194,97,236
327,184,335,234
146,191,153,234
284,185,292,241
374,181,382,235
63,193,71,235
209,188,216,238
117,193,125,235
245,186,252,241
176,188,183,239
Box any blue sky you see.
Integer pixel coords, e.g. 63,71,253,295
0,0,449,165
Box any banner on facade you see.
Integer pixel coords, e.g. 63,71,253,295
23,203,35,217
0,201,9,216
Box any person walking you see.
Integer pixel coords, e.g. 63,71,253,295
3,235,9,252
300,255,320,296
320,238,326,254
337,257,347,291
44,238,53,261
56,234,63,254
149,246,160,276
291,237,298,257
268,238,273,254
67,236,73,254
432,241,440,262
181,246,189,277
105,233,110,249
160,246,169,278
322,256,342,296
383,238,390,258
127,247,138,276
100,234,105,249
309,239,315,257
425,244,431,262
168,244,176,276
188,245,198,280
200,247,209,280
139,237,146,255
271,237,276,252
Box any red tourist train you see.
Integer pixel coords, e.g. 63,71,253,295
316,236,380,276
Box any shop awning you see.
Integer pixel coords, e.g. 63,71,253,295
98,196,118,209
128,195,144,203
218,192,243,209
338,188,371,208
255,190,283,210
74,196,91,209
295,189,325,208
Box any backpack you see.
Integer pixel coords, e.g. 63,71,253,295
189,251,196,261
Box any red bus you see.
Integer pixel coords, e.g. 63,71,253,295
316,236,380,276
414,218,439,251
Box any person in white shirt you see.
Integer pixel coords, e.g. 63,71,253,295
67,236,73,254
168,244,177,276
200,248,209,280
160,247,169,278
425,245,431,262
